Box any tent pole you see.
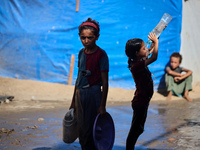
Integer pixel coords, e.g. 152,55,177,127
76,0,79,12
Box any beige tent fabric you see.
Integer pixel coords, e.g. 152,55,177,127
180,0,200,86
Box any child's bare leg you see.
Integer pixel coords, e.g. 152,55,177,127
183,90,192,102
166,91,172,100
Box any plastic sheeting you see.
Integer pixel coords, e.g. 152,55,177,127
0,0,182,89
180,0,200,87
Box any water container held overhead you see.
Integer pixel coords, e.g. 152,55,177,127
146,13,173,48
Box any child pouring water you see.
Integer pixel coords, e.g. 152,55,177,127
125,32,158,150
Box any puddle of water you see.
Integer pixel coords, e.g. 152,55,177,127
107,105,168,149
0,104,175,150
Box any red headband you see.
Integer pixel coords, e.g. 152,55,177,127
79,22,99,32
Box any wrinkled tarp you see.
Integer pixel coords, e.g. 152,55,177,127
180,0,200,87
0,0,182,89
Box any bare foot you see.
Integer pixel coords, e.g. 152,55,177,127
183,95,192,102
166,91,172,100
184,90,192,102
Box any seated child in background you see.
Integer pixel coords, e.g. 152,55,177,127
165,52,193,101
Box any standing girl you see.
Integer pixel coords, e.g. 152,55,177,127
69,18,109,150
125,32,158,150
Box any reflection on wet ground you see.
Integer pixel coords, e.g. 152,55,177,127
0,100,200,150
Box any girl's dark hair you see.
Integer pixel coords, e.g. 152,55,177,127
79,18,100,36
125,38,143,68
170,52,182,63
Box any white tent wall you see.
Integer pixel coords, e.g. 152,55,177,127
180,0,200,86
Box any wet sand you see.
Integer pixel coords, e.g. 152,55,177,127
0,99,200,150
0,77,200,149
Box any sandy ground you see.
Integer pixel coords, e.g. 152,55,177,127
0,77,200,150
0,77,200,104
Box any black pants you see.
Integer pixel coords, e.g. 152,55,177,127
126,105,148,150
75,86,101,150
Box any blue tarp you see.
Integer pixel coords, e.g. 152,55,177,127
0,0,182,89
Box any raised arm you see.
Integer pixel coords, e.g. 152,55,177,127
145,32,159,66
148,42,155,56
